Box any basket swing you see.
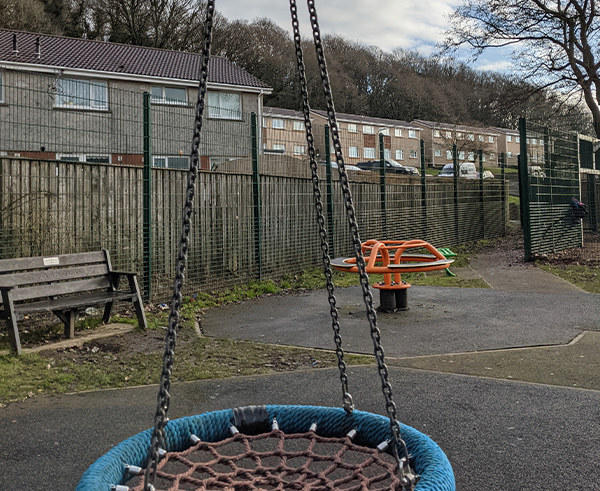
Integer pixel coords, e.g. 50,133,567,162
77,1,455,490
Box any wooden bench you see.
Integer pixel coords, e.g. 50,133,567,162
0,250,148,354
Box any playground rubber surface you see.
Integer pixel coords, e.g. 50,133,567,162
2,248,600,490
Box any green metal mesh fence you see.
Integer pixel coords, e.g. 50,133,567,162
0,70,509,303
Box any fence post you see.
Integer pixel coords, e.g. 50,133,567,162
500,152,506,234
588,175,598,230
251,112,262,280
453,143,459,243
379,133,387,239
518,117,532,261
325,125,335,257
142,92,152,300
479,149,485,238
420,139,427,240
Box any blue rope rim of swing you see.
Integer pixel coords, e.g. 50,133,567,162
76,405,455,491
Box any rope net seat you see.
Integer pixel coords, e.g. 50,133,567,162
77,1,455,490
77,406,453,491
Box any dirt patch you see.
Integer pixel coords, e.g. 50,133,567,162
538,231,600,266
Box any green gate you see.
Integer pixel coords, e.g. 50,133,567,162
518,119,582,261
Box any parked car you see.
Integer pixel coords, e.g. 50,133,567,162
318,161,363,172
528,166,546,178
438,162,478,179
356,159,419,175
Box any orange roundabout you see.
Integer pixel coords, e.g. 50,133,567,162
331,239,454,311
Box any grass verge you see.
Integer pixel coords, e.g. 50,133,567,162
536,263,600,293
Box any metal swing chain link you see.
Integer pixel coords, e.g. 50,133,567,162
304,1,415,488
143,2,216,489
289,0,353,413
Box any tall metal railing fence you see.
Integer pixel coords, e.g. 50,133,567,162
0,70,508,301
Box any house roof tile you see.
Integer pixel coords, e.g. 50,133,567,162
0,29,270,89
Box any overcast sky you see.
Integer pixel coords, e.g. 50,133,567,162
216,0,513,73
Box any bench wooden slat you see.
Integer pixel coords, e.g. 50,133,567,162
11,291,136,315
0,251,107,274
11,277,112,302
0,264,110,289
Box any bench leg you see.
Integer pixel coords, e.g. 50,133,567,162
2,291,22,355
129,275,148,330
103,302,114,324
65,309,76,339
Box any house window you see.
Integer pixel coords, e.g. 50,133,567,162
468,134,474,141
396,149,404,160
447,150,453,160
459,151,465,160
446,131,452,138
364,147,375,159
57,153,111,163
379,128,390,136
293,120,304,131
468,152,475,161
507,152,513,158
482,154,486,162
293,145,306,156
531,138,537,145
55,78,108,110
151,86,187,105
349,146,359,158
394,128,403,137
363,125,375,134
272,118,285,129
153,156,189,169
540,139,544,145
207,91,242,120
408,129,417,138
434,149,442,157
488,136,494,143
507,135,512,142
273,144,286,152
457,132,463,138
384,149,391,159
516,137,520,143
409,150,418,159
433,130,441,138
348,123,358,133
478,135,484,142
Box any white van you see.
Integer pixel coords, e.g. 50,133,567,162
438,162,478,179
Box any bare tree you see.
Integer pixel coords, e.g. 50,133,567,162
441,0,600,137
0,0,59,33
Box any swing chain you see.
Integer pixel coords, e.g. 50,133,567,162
289,0,353,414
143,2,216,489
304,1,416,488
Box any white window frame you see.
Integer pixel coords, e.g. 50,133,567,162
348,123,358,133
153,155,189,169
363,147,376,159
507,135,512,142
446,131,452,138
207,91,242,120
478,135,484,142
384,148,391,159
434,149,442,157
272,143,286,152
488,136,494,143
150,85,187,106
272,118,285,129
446,150,453,160
433,130,441,138
349,146,359,158
394,128,403,137
408,129,417,138
459,151,465,160
57,153,111,164
55,78,108,110
293,120,304,131
409,150,418,159
293,144,306,156
468,134,474,141
396,149,404,160
516,137,520,143
379,128,390,136
363,125,375,135
507,152,513,158
468,152,475,161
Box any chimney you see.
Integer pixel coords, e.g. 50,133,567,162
35,37,41,59
12,34,18,54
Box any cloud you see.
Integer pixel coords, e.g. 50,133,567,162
217,0,461,52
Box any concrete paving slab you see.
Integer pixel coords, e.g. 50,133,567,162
202,286,600,357
2,367,599,491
